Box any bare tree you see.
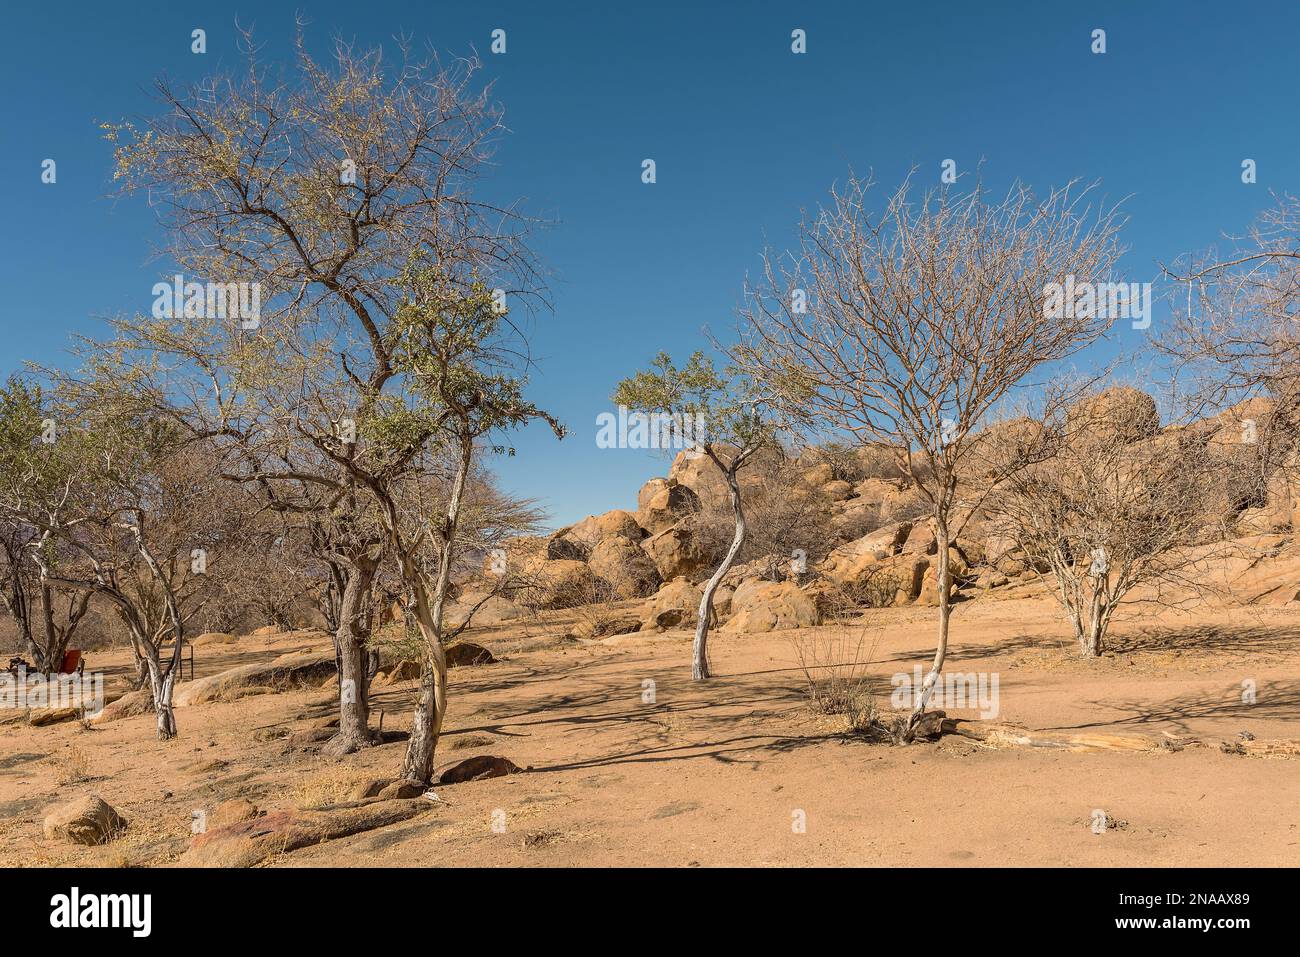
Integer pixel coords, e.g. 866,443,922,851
1159,193,1300,486
986,396,1236,656
737,172,1126,737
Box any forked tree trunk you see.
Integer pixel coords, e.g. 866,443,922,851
692,465,746,681
324,558,379,755
144,653,178,739
906,516,952,738
397,436,472,788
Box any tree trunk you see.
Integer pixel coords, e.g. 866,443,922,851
398,644,449,787
144,652,178,740
323,558,379,755
906,517,951,738
691,465,746,681
397,435,472,787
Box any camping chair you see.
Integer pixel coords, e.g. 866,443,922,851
58,649,84,676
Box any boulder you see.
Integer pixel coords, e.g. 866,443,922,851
519,558,599,609
436,754,522,783
722,580,821,634
641,577,703,631
182,802,436,868
545,531,589,561
819,522,913,584
637,481,701,534
378,780,426,800
587,614,643,638
374,659,422,686
446,593,526,628
193,632,237,646
211,798,260,828
848,553,931,606
88,688,153,726
348,778,390,801
637,477,672,513
174,650,337,707
854,478,926,521
915,548,970,606
901,522,937,555
588,535,662,599
480,536,547,577
1068,386,1160,444
445,642,497,668
43,794,126,845
802,462,835,487
640,522,711,581
821,479,855,502
570,509,645,546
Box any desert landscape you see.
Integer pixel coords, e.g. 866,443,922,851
1,5,1297,908
4,425,1300,869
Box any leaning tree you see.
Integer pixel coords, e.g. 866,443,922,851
613,351,784,680
737,172,1126,737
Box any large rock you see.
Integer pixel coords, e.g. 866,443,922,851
641,577,703,631
480,536,547,577
901,522,937,555
640,522,710,581
182,802,436,868
722,580,821,633
445,641,498,668
1068,386,1160,444
588,535,662,599
519,558,599,609
193,631,238,646
211,798,261,828
824,551,930,606
821,479,855,502
174,650,337,707
87,688,153,726
819,522,913,583
570,509,645,546
436,755,522,784
43,795,126,845
854,478,926,521
637,480,701,534
915,548,970,607
547,509,644,559
446,593,526,628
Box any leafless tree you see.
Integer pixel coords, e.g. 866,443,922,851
1159,193,1300,484
737,172,1126,737
985,396,1238,656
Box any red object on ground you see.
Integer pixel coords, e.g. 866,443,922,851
58,650,82,675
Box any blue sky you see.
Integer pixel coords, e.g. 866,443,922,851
2,1,1297,526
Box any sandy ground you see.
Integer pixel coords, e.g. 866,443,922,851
2,574,1299,868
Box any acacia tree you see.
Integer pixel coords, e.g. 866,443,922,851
987,398,1232,656
7,375,244,738
103,27,546,755
613,352,781,680
738,173,1125,737
0,377,93,671
361,271,561,788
